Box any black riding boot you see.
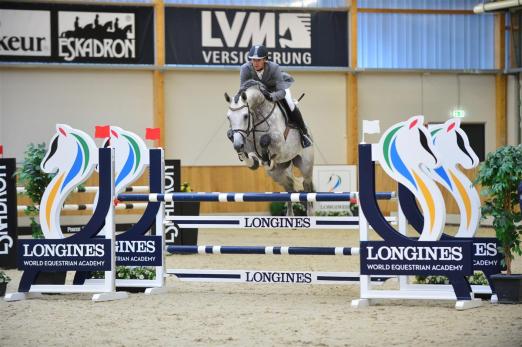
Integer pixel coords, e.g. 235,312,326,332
290,107,312,148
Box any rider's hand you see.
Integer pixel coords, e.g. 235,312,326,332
261,90,272,101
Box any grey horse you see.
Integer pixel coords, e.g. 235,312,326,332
225,80,315,216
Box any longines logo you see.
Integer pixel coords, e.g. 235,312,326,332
116,240,156,253
201,10,312,65
367,246,463,261
244,217,311,228
246,271,312,283
0,9,51,57
0,165,14,255
164,162,177,243
22,243,105,257
58,11,135,61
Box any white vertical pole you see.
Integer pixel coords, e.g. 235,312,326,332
358,194,370,296
156,149,166,288
397,193,410,288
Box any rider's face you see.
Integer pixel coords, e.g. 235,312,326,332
251,58,265,72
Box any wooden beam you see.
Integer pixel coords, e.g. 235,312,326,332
496,13,507,148
351,0,358,69
496,74,507,147
347,74,358,165
358,8,473,15
347,0,358,165
153,0,165,148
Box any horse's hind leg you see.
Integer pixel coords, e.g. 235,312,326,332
293,150,315,215
266,162,298,216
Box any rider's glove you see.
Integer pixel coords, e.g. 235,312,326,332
261,90,272,101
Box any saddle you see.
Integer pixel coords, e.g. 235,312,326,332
275,100,299,141
276,100,292,125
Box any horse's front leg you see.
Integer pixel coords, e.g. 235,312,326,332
286,201,294,217
238,152,260,170
266,162,296,216
259,134,274,169
293,152,315,216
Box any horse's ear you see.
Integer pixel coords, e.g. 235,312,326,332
241,92,247,102
56,124,68,136
446,118,460,133
224,92,231,103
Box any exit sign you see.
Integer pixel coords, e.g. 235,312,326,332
451,109,466,118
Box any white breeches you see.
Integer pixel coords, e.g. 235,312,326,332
285,89,295,111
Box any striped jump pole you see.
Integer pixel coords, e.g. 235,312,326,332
17,202,148,212
167,245,359,256
17,185,149,194
118,192,395,203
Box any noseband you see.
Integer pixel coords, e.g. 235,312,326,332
228,103,253,140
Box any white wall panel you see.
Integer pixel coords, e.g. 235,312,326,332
0,69,153,161
164,70,347,165
359,73,496,153
1,68,497,165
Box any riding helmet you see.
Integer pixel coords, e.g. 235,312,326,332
248,45,268,59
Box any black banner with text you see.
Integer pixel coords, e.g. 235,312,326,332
165,7,348,67
0,159,18,268
360,241,473,276
0,2,154,64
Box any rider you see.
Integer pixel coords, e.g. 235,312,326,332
240,44,312,148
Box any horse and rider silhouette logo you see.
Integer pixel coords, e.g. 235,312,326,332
59,12,134,40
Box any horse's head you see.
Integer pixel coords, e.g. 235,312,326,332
379,116,445,240
225,80,270,153
429,119,481,238
380,116,440,184
40,124,97,239
430,119,478,170
101,126,148,194
41,124,97,186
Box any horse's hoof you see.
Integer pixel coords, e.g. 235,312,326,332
264,160,275,171
248,156,260,170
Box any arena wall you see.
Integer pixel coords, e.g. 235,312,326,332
2,67,518,215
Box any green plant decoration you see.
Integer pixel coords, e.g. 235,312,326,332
0,271,11,284
90,266,156,280
475,144,522,274
16,143,53,239
181,182,192,192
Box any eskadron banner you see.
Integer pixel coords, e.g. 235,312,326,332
165,7,348,67
0,2,154,64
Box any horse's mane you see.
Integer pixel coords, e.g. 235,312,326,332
234,79,268,103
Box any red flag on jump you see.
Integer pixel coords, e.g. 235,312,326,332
0,145,3,156
95,125,110,138
145,128,161,140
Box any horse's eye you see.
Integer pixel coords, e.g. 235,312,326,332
243,114,248,120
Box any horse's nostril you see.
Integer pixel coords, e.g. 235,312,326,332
233,142,243,151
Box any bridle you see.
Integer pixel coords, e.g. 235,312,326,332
228,94,277,160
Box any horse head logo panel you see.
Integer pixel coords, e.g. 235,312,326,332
102,126,148,195
40,124,98,239
377,115,446,241
429,119,480,238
